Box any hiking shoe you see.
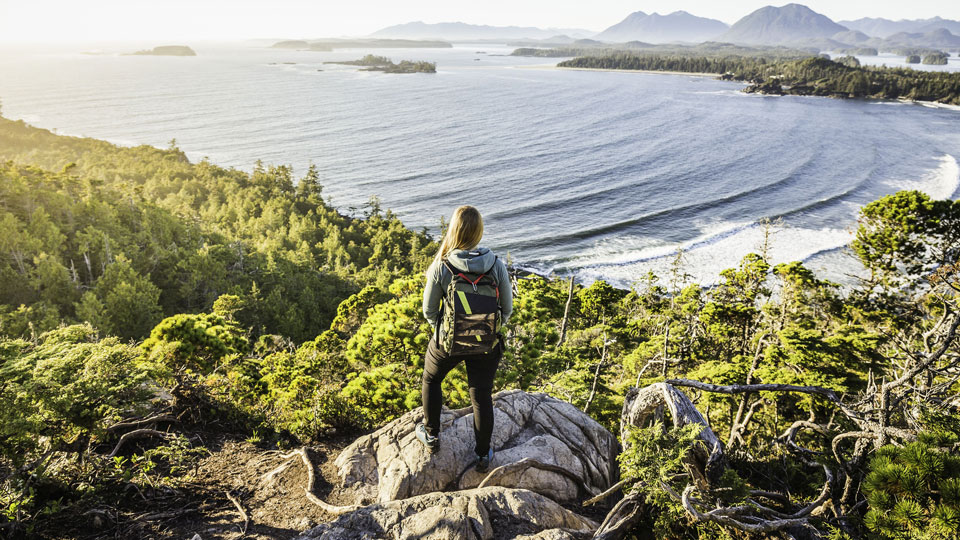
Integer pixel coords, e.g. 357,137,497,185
475,449,494,473
415,423,440,453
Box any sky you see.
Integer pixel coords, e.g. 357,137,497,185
1,0,959,43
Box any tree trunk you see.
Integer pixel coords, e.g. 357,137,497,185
620,383,726,489
557,275,575,347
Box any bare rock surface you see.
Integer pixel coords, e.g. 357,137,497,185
334,390,619,505
292,486,597,540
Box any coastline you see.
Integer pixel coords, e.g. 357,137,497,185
518,64,720,78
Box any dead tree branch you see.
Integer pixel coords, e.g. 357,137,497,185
107,429,169,458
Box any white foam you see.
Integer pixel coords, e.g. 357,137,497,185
565,221,853,288
916,101,960,112
566,155,960,287
885,155,960,201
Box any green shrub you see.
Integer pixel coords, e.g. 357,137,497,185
863,440,960,539
141,312,249,373
0,324,153,466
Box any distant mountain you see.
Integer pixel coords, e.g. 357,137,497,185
595,10,728,43
720,4,847,45
831,30,871,44
881,28,960,49
839,17,960,39
507,35,578,47
369,21,595,41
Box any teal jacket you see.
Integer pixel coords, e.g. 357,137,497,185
422,247,513,330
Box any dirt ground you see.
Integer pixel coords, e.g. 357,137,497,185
34,435,355,540
27,431,614,540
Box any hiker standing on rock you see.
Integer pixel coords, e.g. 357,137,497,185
416,205,513,473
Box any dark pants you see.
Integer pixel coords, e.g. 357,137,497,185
422,336,501,456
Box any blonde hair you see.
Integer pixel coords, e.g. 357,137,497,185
433,205,484,268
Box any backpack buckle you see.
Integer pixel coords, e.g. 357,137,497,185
472,283,478,292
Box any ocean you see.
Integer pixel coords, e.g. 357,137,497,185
1,42,958,287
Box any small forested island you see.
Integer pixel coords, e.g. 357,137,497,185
924,52,950,65
2,113,960,539
837,47,879,56
557,54,960,105
271,39,310,49
129,45,196,56
324,54,436,73
906,54,922,64
893,47,951,57
834,55,861,67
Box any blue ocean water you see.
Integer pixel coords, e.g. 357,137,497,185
1,42,958,286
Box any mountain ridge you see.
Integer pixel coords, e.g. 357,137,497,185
595,10,729,43
369,21,595,41
719,4,848,45
839,16,960,39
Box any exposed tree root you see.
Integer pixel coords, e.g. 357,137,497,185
107,428,169,458
476,457,598,499
260,447,360,516
225,490,249,536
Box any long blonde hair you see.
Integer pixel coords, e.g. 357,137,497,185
433,205,484,268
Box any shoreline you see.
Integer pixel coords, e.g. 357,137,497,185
518,64,720,78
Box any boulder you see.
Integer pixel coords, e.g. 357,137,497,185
334,390,619,505
293,486,597,540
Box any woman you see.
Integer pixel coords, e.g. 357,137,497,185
416,205,513,472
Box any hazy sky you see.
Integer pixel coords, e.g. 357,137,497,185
1,0,958,42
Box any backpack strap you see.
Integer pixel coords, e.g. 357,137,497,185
441,257,500,302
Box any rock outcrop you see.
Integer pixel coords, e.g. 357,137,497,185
294,486,597,540
334,390,619,506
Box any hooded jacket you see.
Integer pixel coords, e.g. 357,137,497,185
422,246,513,330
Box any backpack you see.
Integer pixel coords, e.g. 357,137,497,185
437,257,502,355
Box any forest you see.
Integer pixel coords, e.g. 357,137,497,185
323,55,437,73
557,54,960,105
0,114,959,539
512,42,819,60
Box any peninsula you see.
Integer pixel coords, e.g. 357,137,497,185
557,54,960,105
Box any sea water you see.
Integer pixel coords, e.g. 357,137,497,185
1,42,958,287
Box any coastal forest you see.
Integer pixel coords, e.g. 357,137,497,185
1,114,960,539
557,54,960,105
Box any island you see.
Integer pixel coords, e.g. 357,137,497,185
835,55,860,67
556,54,960,105
906,55,922,64
271,40,310,49
323,54,436,73
837,47,878,56
130,45,196,56
923,52,950,65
